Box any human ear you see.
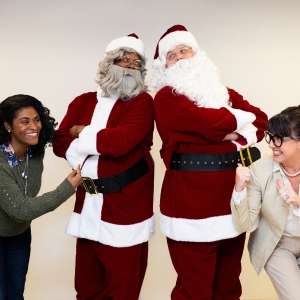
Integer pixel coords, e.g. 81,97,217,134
4,122,11,132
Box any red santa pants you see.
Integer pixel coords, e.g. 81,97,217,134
167,233,246,300
75,238,148,300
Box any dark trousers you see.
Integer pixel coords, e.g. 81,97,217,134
0,227,31,300
167,233,246,300
75,238,148,300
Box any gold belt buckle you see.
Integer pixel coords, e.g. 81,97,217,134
239,147,253,168
81,177,98,195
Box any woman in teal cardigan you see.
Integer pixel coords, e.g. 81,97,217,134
0,94,82,300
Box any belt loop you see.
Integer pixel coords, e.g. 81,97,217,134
239,148,246,167
246,147,253,165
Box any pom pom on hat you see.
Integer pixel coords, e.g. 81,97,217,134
105,33,145,57
153,25,199,69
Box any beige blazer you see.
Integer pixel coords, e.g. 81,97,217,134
231,153,289,274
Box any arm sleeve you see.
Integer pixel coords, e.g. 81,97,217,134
78,94,154,157
229,88,268,145
53,96,88,169
230,163,262,233
154,87,256,144
232,187,247,205
0,169,75,223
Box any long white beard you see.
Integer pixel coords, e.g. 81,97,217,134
99,65,146,101
149,51,230,108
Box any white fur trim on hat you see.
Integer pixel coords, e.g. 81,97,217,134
153,31,199,69
105,35,145,56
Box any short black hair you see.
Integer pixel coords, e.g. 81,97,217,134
267,106,300,137
0,94,58,156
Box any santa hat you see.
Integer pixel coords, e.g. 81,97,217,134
105,33,145,57
153,25,199,69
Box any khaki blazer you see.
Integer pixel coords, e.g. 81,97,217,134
231,153,289,274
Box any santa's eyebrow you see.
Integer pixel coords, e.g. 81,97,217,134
167,46,190,54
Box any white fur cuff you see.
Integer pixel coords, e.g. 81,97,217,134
226,106,256,131
77,125,100,155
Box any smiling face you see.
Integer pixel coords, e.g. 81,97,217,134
166,44,195,67
5,106,42,158
268,132,300,165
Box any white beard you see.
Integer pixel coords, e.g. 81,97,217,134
149,51,230,108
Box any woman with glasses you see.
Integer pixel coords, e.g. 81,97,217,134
231,106,300,300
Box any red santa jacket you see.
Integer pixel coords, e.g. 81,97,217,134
154,86,268,242
53,88,155,247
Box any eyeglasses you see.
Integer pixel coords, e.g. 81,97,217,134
167,46,193,60
264,131,300,147
115,56,143,69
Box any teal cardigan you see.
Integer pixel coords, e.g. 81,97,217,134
0,150,75,237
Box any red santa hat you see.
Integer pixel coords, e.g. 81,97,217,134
105,33,145,57
153,25,199,69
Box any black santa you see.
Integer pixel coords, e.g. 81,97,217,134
53,33,154,299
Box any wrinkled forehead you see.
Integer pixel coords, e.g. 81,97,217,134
121,51,140,60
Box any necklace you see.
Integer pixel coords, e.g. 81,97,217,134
279,163,300,177
17,150,29,197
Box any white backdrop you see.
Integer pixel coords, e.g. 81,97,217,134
1,0,300,299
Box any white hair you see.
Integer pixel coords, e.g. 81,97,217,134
156,43,200,71
149,51,229,108
96,47,148,100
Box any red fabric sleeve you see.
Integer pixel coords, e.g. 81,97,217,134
228,88,268,142
154,86,238,144
53,92,97,159
96,93,154,157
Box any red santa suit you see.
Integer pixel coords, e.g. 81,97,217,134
155,87,267,241
154,87,267,299
151,25,268,300
53,87,154,299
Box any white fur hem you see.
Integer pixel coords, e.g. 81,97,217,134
159,212,240,242
226,106,256,131
66,212,155,247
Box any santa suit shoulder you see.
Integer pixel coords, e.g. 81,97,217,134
154,86,259,143
53,90,154,169
93,91,154,157
52,92,99,159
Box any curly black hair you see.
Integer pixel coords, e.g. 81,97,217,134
0,94,58,156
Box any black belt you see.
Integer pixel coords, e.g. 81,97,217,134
80,156,149,194
170,147,261,172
